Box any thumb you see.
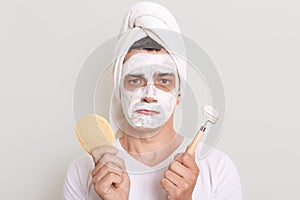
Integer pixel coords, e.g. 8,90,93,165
185,145,196,159
91,145,118,164
174,153,183,161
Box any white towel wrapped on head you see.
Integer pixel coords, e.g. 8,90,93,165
120,2,181,33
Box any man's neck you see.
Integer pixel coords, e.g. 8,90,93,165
119,122,183,167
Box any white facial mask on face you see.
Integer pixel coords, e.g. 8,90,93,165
120,53,179,129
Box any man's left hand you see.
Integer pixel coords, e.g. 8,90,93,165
161,153,199,200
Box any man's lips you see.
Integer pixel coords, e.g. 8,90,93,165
135,109,160,115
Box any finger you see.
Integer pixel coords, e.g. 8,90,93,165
169,160,197,178
92,164,123,185
96,172,123,191
160,177,177,195
91,145,118,164
164,169,183,187
92,154,126,176
175,153,199,171
98,153,126,171
92,160,123,180
92,160,122,177
169,160,186,177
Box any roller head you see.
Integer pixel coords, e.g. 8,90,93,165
202,105,219,124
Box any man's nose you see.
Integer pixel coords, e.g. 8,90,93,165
141,83,157,103
141,96,158,103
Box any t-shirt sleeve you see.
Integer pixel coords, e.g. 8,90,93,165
213,154,242,200
62,159,87,200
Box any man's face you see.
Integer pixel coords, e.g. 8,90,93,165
120,49,180,130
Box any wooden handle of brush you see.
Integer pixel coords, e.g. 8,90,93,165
185,129,205,155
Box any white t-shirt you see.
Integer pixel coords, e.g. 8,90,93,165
63,138,242,200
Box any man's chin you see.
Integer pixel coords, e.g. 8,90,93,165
123,122,164,138
134,125,161,132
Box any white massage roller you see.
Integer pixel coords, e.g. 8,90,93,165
186,105,219,155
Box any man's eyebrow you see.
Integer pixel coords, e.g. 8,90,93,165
157,72,175,77
125,73,144,78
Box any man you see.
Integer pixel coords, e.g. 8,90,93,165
63,2,242,200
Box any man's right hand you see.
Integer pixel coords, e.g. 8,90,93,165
91,146,130,200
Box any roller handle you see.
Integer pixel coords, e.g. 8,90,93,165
185,127,205,155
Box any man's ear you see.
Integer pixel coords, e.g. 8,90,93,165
176,93,181,105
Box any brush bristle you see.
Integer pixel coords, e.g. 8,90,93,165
202,105,219,123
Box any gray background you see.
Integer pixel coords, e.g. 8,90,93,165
1,0,299,199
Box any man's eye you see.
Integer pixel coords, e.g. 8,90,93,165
129,79,141,84
159,79,171,84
